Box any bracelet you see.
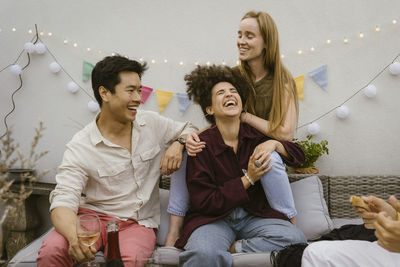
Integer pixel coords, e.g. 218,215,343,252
242,169,254,186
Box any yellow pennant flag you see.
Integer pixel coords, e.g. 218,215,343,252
295,75,304,100
156,90,173,113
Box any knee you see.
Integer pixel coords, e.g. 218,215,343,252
286,227,307,245
184,247,225,262
37,231,71,265
269,151,284,165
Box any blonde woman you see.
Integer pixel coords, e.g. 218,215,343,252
165,11,299,246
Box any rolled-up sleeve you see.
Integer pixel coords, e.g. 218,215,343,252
278,141,306,166
49,145,87,213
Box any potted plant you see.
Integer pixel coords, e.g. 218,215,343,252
0,122,48,263
293,135,329,174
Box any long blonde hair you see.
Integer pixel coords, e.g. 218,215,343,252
239,10,299,134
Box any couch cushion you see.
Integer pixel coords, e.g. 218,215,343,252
290,175,334,240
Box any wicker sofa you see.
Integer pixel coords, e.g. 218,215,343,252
8,174,400,266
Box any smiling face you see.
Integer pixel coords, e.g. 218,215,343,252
206,82,242,121
237,18,266,63
100,71,142,123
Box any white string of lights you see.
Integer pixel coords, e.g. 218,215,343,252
0,17,398,66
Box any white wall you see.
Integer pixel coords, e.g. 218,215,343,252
1,0,399,183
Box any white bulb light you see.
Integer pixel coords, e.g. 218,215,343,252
336,105,349,119
388,62,400,75
10,64,22,75
179,61,184,66
24,42,36,53
363,84,377,98
35,43,46,54
310,47,315,52
343,38,349,44
297,50,303,55
49,62,61,73
67,81,79,94
393,19,397,25
326,39,331,44
307,122,320,135
375,26,380,32
359,33,364,39
88,100,100,113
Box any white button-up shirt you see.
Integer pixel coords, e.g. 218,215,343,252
50,110,197,228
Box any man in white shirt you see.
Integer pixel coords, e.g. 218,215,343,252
37,55,197,267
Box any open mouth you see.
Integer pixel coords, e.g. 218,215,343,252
223,100,236,107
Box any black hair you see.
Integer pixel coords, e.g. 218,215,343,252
184,65,249,123
91,55,148,106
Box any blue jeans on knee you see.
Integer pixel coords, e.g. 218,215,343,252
179,207,306,267
168,151,297,219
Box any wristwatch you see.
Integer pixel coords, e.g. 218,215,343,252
175,137,186,145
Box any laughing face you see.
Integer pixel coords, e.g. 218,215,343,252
103,71,142,123
206,82,242,121
237,18,266,63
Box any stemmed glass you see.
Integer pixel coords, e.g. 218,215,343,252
76,214,101,267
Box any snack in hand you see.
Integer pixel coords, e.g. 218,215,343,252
349,195,370,211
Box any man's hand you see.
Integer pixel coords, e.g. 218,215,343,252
160,141,184,175
68,238,97,263
185,132,206,156
355,195,397,229
374,213,400,252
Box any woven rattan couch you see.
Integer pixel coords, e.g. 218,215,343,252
8,174,400,267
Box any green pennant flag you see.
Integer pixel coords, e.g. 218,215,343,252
82,61,94,82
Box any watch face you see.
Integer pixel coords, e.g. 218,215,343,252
178,137,186,145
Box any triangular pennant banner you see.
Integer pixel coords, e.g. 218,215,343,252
82,61,94,82
308,65,328,91
141,86,153,104
176,93,191,115
294,75,304,101
156,90,173,113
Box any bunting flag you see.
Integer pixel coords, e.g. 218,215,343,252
294,75,304,100
156,89,173,113
82,61,94,82
141,86,153,104
308,65,328,91
176,93,191,115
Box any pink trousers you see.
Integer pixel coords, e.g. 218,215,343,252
37,208,156,267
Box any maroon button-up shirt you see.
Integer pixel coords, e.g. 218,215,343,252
175,122,305,248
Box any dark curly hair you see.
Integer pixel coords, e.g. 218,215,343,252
91,55,148,106
184,65,249,124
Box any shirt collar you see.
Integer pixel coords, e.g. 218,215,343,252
211,122,260,156
89,111,147,146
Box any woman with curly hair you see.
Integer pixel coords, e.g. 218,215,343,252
165,10,300,247
173,65,306,266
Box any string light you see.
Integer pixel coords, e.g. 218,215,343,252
393,19,397,25
139,58,144,62
194,61,199,66
48,32,52,36
164,59,168,63
28,29,33,34
343,38,349,44
98,50,102,54
206,61,210,66
375,26,380,32
73,43,78,48
310,47,315,52
151,59,156,64
179,61,184,66
12,27,16,32
111,53,115,56
40,32,44,36
297,50,303,55
359,32,364,39
63,39,68,44
86,48,91,52
222,61,226,65
281,54,285,59
326,39,331,44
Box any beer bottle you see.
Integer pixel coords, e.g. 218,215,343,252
106,221,124,267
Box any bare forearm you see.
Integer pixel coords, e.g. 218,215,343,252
242,112,294,141
51,206,78,244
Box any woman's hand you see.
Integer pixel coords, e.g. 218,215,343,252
252,140,278,159
246,153,272,184
374,196,400,252
185,132,206,156
355,195,397,229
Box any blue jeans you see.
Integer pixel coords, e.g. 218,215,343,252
179,207,306,267
168,151,297,218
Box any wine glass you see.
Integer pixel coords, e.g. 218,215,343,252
76,214,101,267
